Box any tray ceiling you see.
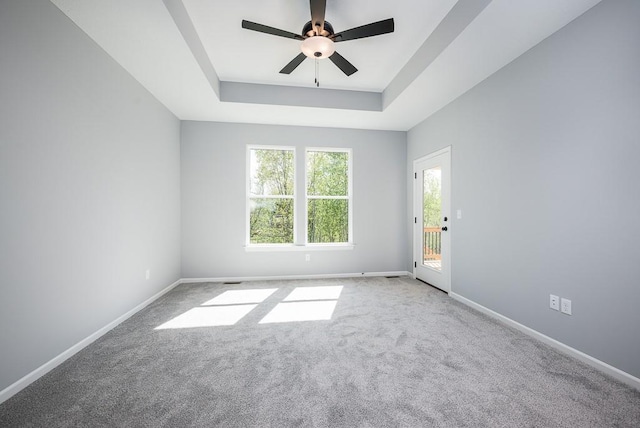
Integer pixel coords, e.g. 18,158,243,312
51,0,601,131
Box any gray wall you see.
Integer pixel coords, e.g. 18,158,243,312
0,0,181,392
407,0,640,378
181,121,407,278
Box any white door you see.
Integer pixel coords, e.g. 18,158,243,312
413,147,451,293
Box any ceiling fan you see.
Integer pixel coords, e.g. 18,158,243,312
241,0,394,80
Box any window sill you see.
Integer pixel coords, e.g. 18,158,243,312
245,244,355,252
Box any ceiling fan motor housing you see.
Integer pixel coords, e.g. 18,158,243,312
302,20,334,38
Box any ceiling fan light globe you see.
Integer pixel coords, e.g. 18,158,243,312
301,36,334,59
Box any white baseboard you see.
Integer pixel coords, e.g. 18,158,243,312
180,271,412,284
0,279,181,405
450,292,640,391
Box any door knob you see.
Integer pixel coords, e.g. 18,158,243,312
441,226,448,231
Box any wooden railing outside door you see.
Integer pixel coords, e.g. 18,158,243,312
423,227,442,261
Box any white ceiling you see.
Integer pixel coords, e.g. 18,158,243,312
51,0,601,131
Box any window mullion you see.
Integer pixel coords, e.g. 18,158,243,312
295,146,305,245
307,195,348,200
249,195,294,199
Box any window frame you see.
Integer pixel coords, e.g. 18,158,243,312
305,147,353,246
245,145,354,251
246,145,297,247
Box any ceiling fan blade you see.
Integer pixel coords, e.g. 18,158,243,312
329,51,357,76
242,20,304,40
280,53,307,74
309,0,327,33
333,18,394,42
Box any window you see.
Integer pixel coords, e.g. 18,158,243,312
247,146,352,247
306,148,351,244
247,147,295,244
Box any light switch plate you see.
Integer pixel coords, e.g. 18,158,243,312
561,298,572,315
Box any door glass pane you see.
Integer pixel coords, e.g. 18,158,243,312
423,167,442,271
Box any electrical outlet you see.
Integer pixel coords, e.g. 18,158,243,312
145,269,150,280
305,254,311,262
561,298,572,315
549,294,559,311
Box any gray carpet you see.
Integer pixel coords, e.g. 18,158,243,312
1,276,639,427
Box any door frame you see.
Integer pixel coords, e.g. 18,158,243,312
413,146,451,293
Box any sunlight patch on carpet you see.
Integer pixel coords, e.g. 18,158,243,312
283,285,343,301
202,288,278,306
155,305,257,329
259,301,337,324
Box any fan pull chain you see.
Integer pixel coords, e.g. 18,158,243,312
314,58,320,87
